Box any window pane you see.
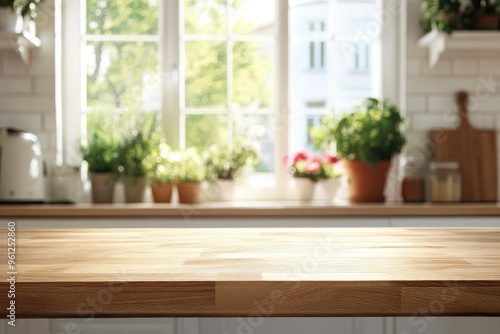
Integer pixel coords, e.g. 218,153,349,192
185,41,227,108
335,40,375,111
289,114,324,154
336,0,379,36
86,42,159,112
86,0,159,35
289,40,330,110
185,114,227,150
289,1,331,36
184,0,227,35
233,41,274,109
232,0,275,35
234,114,275,172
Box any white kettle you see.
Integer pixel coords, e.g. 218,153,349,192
0,128,45,203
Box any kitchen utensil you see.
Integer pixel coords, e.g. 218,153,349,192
430,91,498,202
0,128,45,203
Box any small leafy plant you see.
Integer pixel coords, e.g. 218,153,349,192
312,98,406,167
117,113,160,178
79,112,118,173
176,148,206,183
144,142,178,184
283,150,341,182
203,145,260,182
421,0,461,34
0,0,44,17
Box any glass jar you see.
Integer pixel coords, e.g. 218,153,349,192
400,156,426,203
429,160,462,203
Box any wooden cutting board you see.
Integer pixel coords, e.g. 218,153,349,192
431,91,498,202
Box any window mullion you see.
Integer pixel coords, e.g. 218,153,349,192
162,0,181,149
227,0,234,148
276,0,289,196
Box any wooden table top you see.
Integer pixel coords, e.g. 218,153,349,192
3,202,500,217
1,228,500,318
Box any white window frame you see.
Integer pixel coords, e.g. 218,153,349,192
57,0,406,201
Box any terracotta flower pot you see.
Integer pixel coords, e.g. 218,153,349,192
90,173,115,204
123,177,147,203
177,182,201,204
343,160,391,203
475,14,500,30
151,183,174,203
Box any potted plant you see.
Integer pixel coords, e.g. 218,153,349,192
79,131,118,204
203,144,260,201
421,0,461,34
145,143,177,203
318,98,406,203
0,0,43,33
283,150,334,201
317,152,342,202
176,148,205,204
117,114,159,203
472,0,500,30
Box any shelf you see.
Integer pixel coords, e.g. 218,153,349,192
418,30,500,68
0,29,41,65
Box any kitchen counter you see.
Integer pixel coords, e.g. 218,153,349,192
2,202,500,217
1,228,499,318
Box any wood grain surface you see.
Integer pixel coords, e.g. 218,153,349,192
431,91,498,202
3,202,500,217
1,228,500,318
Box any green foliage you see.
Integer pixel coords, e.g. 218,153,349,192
176,148,206,183
314,98,406,167
117,113,160,178
203,144,260,182
79,112,118,173
0,0,43,16
421,0,461,34
144,143,178,184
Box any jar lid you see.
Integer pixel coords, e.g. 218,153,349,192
429,160,460,170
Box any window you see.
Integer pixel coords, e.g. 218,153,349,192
61,0,399,196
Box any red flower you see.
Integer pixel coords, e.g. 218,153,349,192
304,155,322,173
293,150,310,164
322,152,339,164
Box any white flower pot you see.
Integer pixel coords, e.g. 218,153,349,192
0,8,23,33
205,179,236,201
318,178,341,202
290,177,316,202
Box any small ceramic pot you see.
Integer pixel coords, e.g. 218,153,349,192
123,177,147,203
290,177,316,202
177,182,201,204
151,183,174,203
90,173,115,204
319,178,341,202
210,179,236,201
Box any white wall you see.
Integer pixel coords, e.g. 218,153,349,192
0,0,56,162
405,0,500,176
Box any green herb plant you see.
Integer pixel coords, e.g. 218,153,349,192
144,142,178,184
176,148,206,183
117,113,160,178
313,98,406,168
0,0,44,17
79,112,119,174
421,0,461,34
203,145,260,182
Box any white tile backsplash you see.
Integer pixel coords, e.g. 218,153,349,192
0,0,56,160
453,60,478,75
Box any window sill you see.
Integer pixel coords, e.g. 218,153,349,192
1,202,500,218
